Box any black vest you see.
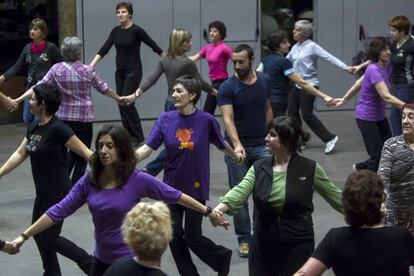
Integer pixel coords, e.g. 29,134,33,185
253,153,316,242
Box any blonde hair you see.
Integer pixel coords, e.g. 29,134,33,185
167,28,192,58
122,201,172,261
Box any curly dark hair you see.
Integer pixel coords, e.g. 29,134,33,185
343,170,384,227
208,21,227,40
267,30,289,52
88,124,137,188
267,116,310,153
365,36,389,63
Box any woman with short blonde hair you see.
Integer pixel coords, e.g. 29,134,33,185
104,201,172,275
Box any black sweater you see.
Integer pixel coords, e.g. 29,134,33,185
97,24,163,70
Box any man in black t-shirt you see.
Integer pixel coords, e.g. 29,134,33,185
217,44,272,258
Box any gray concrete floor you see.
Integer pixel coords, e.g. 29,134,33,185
0,110,367,276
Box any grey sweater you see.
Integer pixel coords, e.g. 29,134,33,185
140,56,214,102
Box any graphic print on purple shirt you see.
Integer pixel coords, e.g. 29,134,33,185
355,62,392,121
146,110,226,200
45,170,182,264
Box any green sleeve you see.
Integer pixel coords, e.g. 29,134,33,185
314,163,343,213
219,166,255,215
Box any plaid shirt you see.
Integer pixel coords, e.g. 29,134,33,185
38,61,110,122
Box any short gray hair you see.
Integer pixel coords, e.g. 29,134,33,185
295,20,313,39
61,36,82,62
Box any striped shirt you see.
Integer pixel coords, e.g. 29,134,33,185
38,61,109,122
378,135,414,234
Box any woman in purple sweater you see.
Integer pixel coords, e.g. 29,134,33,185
11,125,228,276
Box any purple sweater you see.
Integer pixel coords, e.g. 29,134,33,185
46,170,182,264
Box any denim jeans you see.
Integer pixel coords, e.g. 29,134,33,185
390,82,414,136
224,144,269,244
23,97,37,127
144,100,176,176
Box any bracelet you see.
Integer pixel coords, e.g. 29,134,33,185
20,232,29,240
204,205,212,217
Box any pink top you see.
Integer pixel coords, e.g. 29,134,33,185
198,41,232,81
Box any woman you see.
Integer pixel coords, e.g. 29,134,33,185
388,14,414,135
90,2,164,146
136,75,239,276
190,20,232,114
337,36,405,172
104,201,171,276
0,18,62,126
294,170,414,276
127,28,216,176
15,36,122,185
258,30,337,117
287,20,354,154
378,103,414,235
11,124,228,276
0,84,93,275
212,116,343,276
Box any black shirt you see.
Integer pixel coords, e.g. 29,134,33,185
98,24,163,70
104,256,168,276
390,36,414,84
26,117,74,198
313,226,414,276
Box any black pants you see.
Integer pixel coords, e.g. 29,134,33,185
288,86,335,143
115,68,145,143
89,257,111,276
168,203,231,276
248,233,314,276
356,118,391,172
203,79,226,114
32,196,91,276
63,121,93,185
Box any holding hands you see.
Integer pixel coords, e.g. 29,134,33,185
2,240,19,255
209,209,230,230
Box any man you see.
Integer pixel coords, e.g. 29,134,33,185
217,44,273,258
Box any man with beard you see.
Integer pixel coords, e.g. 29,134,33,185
217,44,273,258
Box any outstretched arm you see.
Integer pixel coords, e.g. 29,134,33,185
12,214,55,251
0,91,17,111
89,54,102,69
375,81,405,109
220,104,246,159
0,138,28,179
288,72,333,103
136,144,154,163
189,53,201,62
65,135,93,162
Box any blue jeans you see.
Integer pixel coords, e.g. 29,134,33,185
224,144,269,244
390,82,414,136
144,100,176,176
23,97,36,127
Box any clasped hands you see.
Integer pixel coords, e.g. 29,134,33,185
1,235,25,255
209,209,230,230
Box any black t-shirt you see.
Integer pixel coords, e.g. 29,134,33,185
97,24,163,70
217,72,271,146
313,226,414,276
390,36,414,84
262,53,294,105
104,256,168,276
26,117,74,198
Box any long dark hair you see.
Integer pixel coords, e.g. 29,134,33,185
88,125,137,188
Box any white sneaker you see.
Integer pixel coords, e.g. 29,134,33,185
324,136,338,154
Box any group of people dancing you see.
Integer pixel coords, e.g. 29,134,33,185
0,1,414,275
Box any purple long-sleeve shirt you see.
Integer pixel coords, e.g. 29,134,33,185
46,170,182,264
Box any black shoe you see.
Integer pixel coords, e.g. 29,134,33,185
218,249,232,276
